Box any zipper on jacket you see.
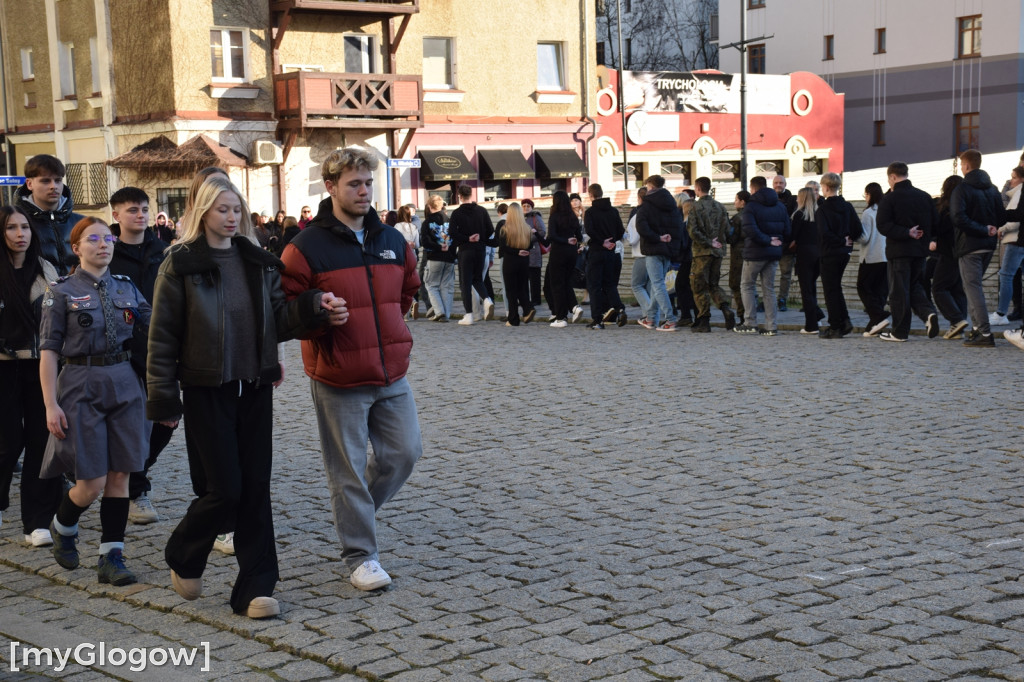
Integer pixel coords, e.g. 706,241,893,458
361,240,391,386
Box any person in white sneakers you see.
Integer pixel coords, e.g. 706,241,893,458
448,185,494,325
990,166,1023,328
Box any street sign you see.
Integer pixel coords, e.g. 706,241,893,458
0,176,25,186
386,158,421,169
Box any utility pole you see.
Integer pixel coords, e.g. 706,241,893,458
720,0,772,189
616,0,629,190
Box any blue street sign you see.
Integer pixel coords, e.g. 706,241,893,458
0,176,26,186
386,158,421,169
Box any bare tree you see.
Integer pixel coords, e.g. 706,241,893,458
597,0,719,72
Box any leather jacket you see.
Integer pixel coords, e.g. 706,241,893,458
146,234,326,421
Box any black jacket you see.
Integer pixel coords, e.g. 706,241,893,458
110,230,170,303
816,196,862,257
15,184,85,276
146,235,327,421
420,210,456,263
636,187,683,258
741,188,791,261
777,188,798,217
951,169,1005,256
583,197,625,257
876,179,937,260
933,205,958,258
790,208,819,255
449,202,494,252
547,211,583,250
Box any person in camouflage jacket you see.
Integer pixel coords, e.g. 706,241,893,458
687,177,736,331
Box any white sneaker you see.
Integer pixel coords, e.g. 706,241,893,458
24,528,53,547
865,318,890,337
214,533,235,555
989,312,1010,326
570,305,584,323
1004,329,1024,351
350,559,392,591
128,492,159,524
458,313,474,325
550,319,568,328
483,298,495,321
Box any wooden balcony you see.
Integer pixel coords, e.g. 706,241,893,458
274,71,423,130
270,0,418,14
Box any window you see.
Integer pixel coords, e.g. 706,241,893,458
625,38,632,68
158,188,188,220
873,121,886,146
957,15,981,58
65,163,108,207
344,34,376,73
89,37,101,93
423,37,454,89
823,35,834,61
711,161,739,181
710,14,719,42
612,163,642,187
661,162,691,184
874,28,886,54
756,160,783,177
955,113,979,153
20,47,33,80
483,180,513,202
748,43,765,74
58,42,75,98
210,28,247,81
538,178,567,196
748,0,765,8
596,41,605,65
803,158,823,175
624,0,632,12
24,92,36,109
537,42,565,91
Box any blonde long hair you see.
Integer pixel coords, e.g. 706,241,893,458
795,187,817,220
501,202,532,250
176,175,254,246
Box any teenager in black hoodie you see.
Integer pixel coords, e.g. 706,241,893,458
583,184,626,328
815,173,862,338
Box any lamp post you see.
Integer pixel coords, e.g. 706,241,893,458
616,0,629,190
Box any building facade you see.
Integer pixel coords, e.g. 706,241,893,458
0,0,597,218
716,0,1024,171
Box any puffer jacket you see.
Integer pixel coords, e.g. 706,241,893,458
636,187,683,258
741,188,791,261
146,234,326,421
15,184,85,276
951,168,1006,256
280,197,419,390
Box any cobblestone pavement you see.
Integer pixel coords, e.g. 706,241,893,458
2,306,1024,680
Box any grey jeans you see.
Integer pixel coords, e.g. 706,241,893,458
959,251,994,335
741,259,778,330
310,377,422,570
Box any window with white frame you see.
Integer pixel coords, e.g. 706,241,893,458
89,38,101,93
537,42,565,91
423,37,455,89
58,42,75,98
20,47,33,80
210,28,247,82
344,35,376,74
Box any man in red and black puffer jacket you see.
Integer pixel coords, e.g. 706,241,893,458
280,146,422,593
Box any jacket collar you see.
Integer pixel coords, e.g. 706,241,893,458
16,183,74,221
307,196,385,244
170,234,283,275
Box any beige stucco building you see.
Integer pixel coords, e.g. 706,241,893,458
0,0,598,218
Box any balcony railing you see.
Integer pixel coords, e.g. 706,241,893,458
274,71,423,129
271,0,418,14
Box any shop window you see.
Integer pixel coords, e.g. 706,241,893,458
538,179,567,197
748,44,765,74
483,180,513,202
210,28,247,82
425,182,454,206
957,15,981,59
955,113,979,153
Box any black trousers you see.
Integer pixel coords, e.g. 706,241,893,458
0,360,62,534
931,254,968,325
820,254,850,328
888,257,937,338
856,261,890,327
166,382,278,613
547,245,578,320
795,247,823,331
586,249,624,322
502,254,533,325
529,266,542,306
457,247,488,315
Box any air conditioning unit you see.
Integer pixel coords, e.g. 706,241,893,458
251,140,283,165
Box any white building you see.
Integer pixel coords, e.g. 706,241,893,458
716,0,1024,172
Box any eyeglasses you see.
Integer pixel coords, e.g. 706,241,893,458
81,234,117,244
301,209,312,214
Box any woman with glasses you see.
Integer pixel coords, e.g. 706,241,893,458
39,217,152,586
